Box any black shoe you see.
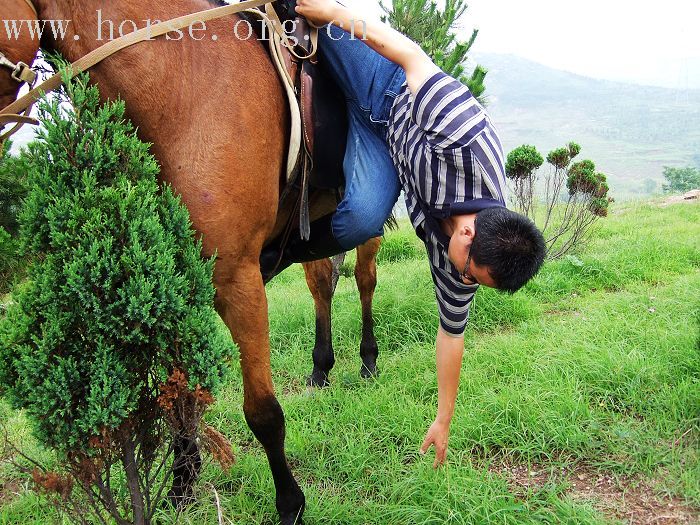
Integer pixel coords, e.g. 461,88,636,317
287,214,346,262
259,242,290,284
260,214,346,283
276,0,298,21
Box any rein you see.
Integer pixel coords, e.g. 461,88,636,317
0,0,279,143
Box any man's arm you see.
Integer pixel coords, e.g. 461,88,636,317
295,0,439,93
420,326,464,467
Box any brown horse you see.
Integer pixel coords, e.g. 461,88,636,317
0,0,319,522
302,237,381,386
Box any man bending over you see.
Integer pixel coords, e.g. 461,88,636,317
263,0,547,466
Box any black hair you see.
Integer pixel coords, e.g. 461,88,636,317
470,207,546,293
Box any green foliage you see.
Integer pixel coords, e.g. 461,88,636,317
0,229,22,296
0,74,233,453
0,141,29,236
380,0,487,99
507,143,613,258
0,141,30,294
565,162,611,216
546,142,580,170
376,229,422,264
662,166,700,194
505,144,544,179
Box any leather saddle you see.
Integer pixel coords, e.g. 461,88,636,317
241,3,348,240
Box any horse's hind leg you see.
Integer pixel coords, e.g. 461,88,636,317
168,435,202,508
355,238,382,378
215,262,305,524
303,259,335,387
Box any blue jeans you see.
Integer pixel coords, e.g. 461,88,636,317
318,24,406,250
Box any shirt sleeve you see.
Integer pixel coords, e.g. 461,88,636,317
410,71,489,152
428,261,477,337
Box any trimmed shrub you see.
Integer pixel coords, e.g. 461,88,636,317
0,73,234,523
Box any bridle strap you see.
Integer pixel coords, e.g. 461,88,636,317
0,113,39,126
0,0,276,141
0,52,38,85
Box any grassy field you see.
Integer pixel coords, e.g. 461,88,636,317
1,200,699,524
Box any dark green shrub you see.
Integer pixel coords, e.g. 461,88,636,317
0,229,22,296
505,145,544,180
567,160,598,194
0,141,30,294
0,73,234,522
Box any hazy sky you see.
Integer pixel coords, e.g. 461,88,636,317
351,0,700,89
7,0,699,151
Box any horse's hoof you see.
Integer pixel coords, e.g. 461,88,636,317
280,514,303,525
360,362,378,379
279,502,305,525
307,370,330,388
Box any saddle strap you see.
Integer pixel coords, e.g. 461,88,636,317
0,0,275,139
242,7,302,181
263,4,319,61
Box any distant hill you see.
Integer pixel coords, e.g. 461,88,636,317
473,53,700,197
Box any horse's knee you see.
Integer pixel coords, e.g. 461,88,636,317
244,395,286,450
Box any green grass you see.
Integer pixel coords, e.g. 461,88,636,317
1,201,699,524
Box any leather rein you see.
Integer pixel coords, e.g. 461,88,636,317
0,0,307,144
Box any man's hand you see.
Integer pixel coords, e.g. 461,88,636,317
295,0,340,27
419,327,464,468
420,419,450,468
295,0,438,93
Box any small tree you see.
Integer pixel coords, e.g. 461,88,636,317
506,143,613,260
0,73,234,524
662,166,700,194
381,0,487,100
504,144,543,219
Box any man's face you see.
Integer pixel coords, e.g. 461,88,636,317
447,221,498,288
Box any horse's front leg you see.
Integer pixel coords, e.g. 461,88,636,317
302,259,335,387
355,238,382,378
215,261,305,524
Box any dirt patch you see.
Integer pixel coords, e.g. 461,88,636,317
0,479,23,506
489,459,699,524
659,190,700,207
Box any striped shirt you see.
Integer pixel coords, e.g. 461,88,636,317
386,71,508,336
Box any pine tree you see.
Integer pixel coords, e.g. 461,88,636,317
381,0,487,99
0,73,234,523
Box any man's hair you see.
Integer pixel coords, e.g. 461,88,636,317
470,207,546,293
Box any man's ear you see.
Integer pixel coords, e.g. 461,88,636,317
461,223,476,241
